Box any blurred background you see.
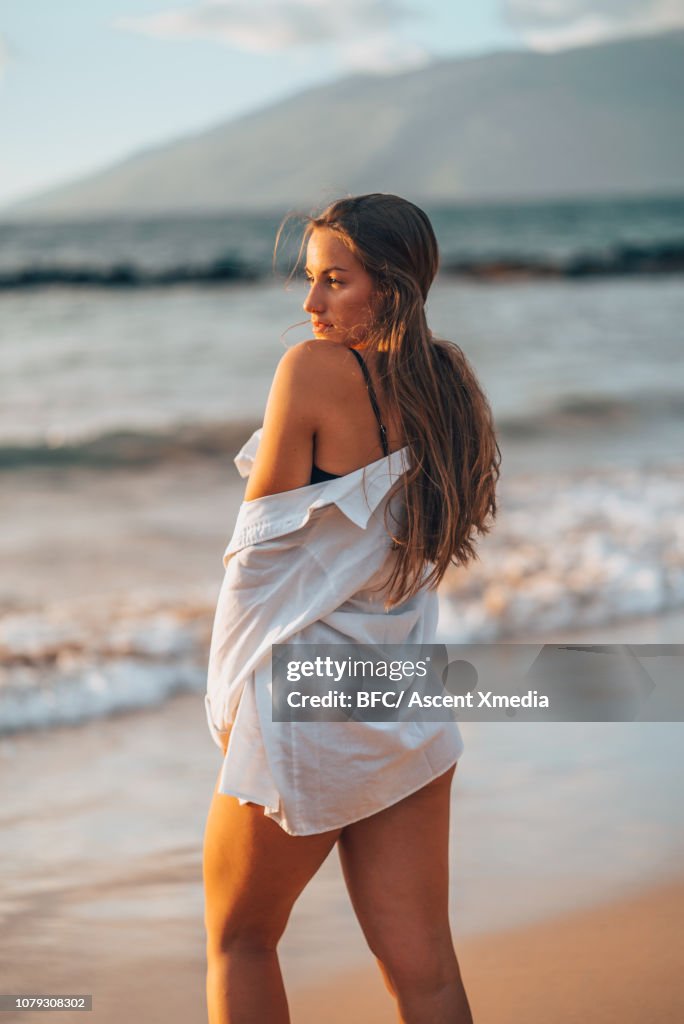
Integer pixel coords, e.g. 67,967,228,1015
1,3,683,1021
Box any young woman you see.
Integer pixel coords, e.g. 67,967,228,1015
203,193,500,1023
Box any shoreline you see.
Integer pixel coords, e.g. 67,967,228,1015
3,859,682,1022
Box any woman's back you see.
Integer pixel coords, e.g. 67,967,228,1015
310,341,405,479
243,339,406,502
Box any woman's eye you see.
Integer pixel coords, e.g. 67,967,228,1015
303,276,341,286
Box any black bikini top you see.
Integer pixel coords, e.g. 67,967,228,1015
310,347,389,484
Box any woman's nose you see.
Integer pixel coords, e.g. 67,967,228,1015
303,284,324,315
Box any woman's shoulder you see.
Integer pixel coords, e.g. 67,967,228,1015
280,338,355,368
276,340,359,397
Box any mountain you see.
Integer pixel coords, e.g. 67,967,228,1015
7,30,684,218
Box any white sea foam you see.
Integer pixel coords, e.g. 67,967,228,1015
438,463,684,641
2,463,683,736
0,598,211,736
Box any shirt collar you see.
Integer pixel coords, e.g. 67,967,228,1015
224,428,410,559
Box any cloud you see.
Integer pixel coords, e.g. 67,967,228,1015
338,34,432,74
116,0,425,70
502,0,684,50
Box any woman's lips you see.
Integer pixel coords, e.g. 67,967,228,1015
313,321,332,331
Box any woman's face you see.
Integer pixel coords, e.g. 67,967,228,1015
302,227,377,345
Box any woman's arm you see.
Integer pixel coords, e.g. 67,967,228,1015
244,342,322,502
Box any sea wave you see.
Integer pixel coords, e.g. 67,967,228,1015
0,593,214,736
3,387,684,470
0,241,682,291
0,420,260,470
437,463,684,642
1,461,683,736
0,257,260,290
497,391,684,437
441,241,684,279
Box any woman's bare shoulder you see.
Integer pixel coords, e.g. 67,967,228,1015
278,340,358,397
282,338,354,366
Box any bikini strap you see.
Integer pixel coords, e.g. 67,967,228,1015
349,347,390,457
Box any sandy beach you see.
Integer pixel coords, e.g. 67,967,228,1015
291,875,684,1023
2,679,683,1024
5,856,683,1024
4,745,683,1024
5,875,684,1024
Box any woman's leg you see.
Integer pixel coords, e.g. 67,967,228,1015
203,772,342,1024
337,763,473,1024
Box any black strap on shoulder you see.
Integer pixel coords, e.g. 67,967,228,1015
349,347,389,457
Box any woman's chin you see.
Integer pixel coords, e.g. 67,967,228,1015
314,330,341,342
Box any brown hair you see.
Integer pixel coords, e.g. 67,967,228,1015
274,193,501,610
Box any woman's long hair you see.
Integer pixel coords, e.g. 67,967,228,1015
274,193,501,610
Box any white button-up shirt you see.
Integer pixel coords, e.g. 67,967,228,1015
205,428,464,835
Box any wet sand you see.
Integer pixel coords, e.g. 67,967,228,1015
4,828,683,1023
292,875,684,1023
2,685,683,1023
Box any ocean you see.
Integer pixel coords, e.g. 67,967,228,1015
1,194,683,737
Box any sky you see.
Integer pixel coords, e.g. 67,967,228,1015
1,0,682,207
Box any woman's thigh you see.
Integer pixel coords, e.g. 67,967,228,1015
203,771,342,951
336,763,457,974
